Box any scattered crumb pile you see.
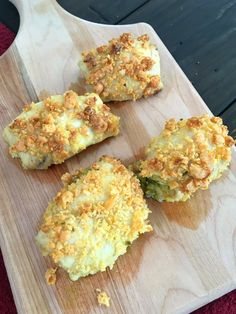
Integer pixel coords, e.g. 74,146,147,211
45,267,57,285
96,288,110,307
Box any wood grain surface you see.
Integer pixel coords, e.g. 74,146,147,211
0,1,236,313
2,0,236,128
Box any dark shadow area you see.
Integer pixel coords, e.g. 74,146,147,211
57,0,150,25
0,0,19,33
0,251,17,314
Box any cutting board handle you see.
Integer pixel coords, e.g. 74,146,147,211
7,0,147,96
10,0,55,14
10,0,56,13
10,0,68,28
7,0,86,96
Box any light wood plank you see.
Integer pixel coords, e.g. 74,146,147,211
0,1,235,313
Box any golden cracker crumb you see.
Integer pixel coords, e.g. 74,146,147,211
4,91,119,169
96,289,110,307
45,267,57,285
80,32,162,102
139,115,234,202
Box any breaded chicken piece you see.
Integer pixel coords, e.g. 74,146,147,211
134,115,235,202
35,156,152,281
79,33,163,102
3,91,120,169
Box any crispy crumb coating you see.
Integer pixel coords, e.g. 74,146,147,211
96,289,110,307
36,156,152,281
45,267,57,285
136,115,235,202
79,33,163,102
3,91,120,169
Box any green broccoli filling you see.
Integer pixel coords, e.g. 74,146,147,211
131,161,182,201
70,167,90,184
138,175,177,202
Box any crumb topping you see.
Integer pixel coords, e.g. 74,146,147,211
140,115,234,198
80,33,163,101
36,156,152,280
4,91,120,168
45,267,57,285
96,289,110,307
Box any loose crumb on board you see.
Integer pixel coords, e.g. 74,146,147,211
45,267,57,285
96,289,110,307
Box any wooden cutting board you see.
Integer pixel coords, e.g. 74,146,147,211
0,1,236,313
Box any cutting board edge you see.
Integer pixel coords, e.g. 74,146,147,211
1,1,236,313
